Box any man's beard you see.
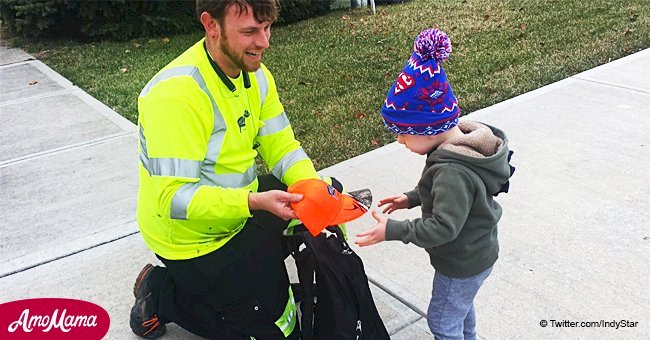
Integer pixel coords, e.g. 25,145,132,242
219,36,262,73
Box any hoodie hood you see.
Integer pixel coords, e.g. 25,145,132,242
428,121,513,195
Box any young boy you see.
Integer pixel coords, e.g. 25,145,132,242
355,28,514,339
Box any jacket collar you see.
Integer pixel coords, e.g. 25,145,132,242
203,40,250,92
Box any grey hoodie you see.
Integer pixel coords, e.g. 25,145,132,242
385,121,513,278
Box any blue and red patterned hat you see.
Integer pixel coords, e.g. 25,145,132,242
381,28,459,135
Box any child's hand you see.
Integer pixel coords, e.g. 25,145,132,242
378,194,409,214
355,211,387,247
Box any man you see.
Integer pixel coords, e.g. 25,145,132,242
130,1,324,338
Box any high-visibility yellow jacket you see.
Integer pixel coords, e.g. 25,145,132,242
137,38,318,260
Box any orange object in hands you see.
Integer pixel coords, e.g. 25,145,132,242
288,179,371,237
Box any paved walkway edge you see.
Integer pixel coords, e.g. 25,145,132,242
0,57,139,277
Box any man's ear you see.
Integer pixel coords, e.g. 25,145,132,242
200,12,220,39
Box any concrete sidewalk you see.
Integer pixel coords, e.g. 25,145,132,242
1,43,649,339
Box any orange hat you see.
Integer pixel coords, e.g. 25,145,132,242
288,179,371,236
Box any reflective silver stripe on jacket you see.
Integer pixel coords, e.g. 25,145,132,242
139,125,152,175
204,165,258,189
140,125,202,179
258,112,290,136
170,182,200,220
170,164,257,220
140,65,259,220
254,68,268,107
140,66,200,97
151,158,201,178
272,148,309,180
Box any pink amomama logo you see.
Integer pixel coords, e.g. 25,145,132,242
0,298,110,339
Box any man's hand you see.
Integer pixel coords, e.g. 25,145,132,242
355,210,387,247
378,194,409,214
248,190,303,220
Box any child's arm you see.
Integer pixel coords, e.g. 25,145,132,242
404,187,421,208
385,167,474,249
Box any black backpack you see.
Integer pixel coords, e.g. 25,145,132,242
287,227,390,340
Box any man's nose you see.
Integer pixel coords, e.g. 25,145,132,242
256,30,270,49
397,135,404,144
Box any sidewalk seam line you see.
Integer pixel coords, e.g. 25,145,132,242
571,76,650,94
0,230,139,279
0,58,36,69
0,88,79,107
0,132,134,168
2,60,74,88
366,275,427,318
391,316,424,335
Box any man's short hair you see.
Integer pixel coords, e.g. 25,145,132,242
196,0,279,25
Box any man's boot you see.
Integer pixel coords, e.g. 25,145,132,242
130,264,167,339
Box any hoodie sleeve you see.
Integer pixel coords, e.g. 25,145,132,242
385,166,475,248
404,186,421,208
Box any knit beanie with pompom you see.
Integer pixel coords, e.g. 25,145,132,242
381,28,460,136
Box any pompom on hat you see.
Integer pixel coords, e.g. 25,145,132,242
381,28,460,136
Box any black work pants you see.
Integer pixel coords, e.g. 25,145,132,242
152,175,299,340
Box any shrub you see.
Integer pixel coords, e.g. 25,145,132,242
0,0,335,40
0,0,197,40
277,0,335,25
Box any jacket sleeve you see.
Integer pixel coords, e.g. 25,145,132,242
139,76,252,222
385,166,475,248
404,186,421,208
255,65,318,185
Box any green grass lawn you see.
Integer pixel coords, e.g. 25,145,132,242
16,0,649,170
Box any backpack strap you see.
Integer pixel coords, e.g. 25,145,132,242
288,231,317,340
